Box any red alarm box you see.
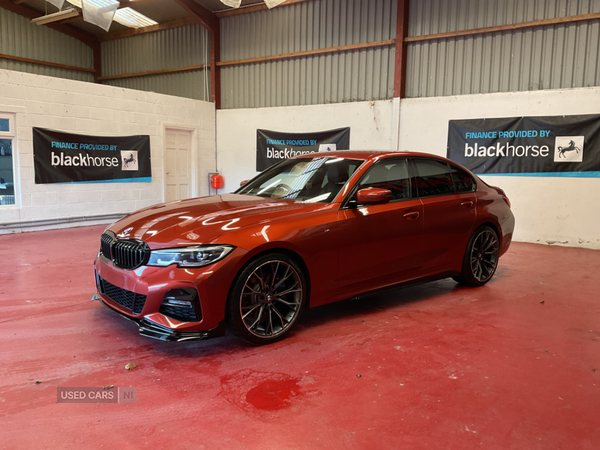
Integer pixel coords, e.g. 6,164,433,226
211,174,224,190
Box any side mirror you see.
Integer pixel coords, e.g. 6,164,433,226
356,187,392,205
239,179,249,187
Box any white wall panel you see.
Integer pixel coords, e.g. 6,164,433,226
0,68,216,231
216,99,396,190
398,87,600,249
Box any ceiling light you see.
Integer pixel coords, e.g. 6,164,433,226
264,0,287,8
81,0,119,31
113,7,158,28
220,0,241,7
31,8,79,25
219,0,288,9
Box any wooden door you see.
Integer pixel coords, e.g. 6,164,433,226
165,129,193,202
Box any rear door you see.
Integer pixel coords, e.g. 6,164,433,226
411,158,477,274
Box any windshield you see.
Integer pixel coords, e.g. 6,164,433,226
236,157,364,203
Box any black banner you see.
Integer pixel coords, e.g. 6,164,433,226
447,114,600,177
33,128,152,184
256,127,350,172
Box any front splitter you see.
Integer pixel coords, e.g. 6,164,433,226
91,291,226,342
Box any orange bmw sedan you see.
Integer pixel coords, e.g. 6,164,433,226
93,151,514,344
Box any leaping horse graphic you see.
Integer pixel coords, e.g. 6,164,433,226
123,153,136,168
557,140,580,158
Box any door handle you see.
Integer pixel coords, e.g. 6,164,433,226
403,211,420,220
461,201,474,208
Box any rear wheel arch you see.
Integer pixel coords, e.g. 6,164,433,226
457,221,501,267
477,221,501,247
455,224,500,287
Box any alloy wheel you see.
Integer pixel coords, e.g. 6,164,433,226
469,229,499,282
239,260,303,338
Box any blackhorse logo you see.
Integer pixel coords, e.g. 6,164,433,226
554,136,584,163
121,150,139,171
558,140,579,158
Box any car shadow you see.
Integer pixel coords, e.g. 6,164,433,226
299,266,511,334
300,277,466,329
90,273,500,358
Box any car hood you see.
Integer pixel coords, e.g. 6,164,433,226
108,194,326,248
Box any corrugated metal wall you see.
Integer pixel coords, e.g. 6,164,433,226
102,24,211,101
0,8,94,82
220,0,397,109
406,0,600,97
3,0,600,104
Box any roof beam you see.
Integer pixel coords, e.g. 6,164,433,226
170,0,213,30
92,40,101,82
97,63,207,81
118,0,156,7
210,16,221,108
217,39,395,67
405,11,600,43
0,0,98,48
393,0,409,98
0,52,95,73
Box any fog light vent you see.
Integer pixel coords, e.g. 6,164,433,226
165,299,193,308
159,288,201,322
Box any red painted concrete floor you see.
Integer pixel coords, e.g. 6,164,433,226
1,226,599,450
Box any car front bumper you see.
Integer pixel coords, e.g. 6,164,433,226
92,247,247,340
91,291,225,341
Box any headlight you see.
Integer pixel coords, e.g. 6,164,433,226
147,245,235,268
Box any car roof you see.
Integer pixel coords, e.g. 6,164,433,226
292,150,448,161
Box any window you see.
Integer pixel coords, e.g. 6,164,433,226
358,159,411,200
0,118,9,132
449,164,476,193
413,159,455,197
237,157,364,203
0,113,16,206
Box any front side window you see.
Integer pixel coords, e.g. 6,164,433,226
0,114,16,206
413,159,455,197
237,157,364,203
358,158,411,200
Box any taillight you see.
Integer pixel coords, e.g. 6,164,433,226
503,196,511,208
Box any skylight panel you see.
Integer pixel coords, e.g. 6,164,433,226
80,0,120,31
113,7,158,28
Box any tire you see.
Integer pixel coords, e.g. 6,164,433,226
226,253,307,345
454,226,500,287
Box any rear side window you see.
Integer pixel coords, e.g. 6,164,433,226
413,159,455,197
359,159,411,200
450,164,476,193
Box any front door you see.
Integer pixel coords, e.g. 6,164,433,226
336,158,425,298
164,128,193,202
